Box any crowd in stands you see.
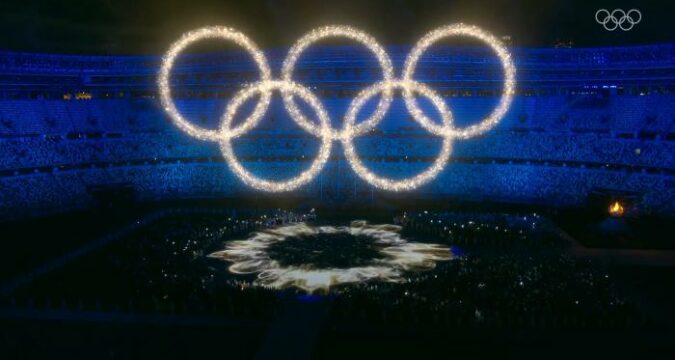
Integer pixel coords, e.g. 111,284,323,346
0,46,673,218
1,130,673,173
1,95,673,136
1,153,672,220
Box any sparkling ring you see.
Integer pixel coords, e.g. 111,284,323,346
282,25,395,140
342,80,453,191
219,80,333,192
158,24,516,192
158,26,272,141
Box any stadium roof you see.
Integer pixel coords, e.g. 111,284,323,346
1,0,673,54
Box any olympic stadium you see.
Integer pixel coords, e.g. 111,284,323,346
1,0,674,358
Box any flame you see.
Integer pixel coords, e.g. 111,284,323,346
609,201,624,217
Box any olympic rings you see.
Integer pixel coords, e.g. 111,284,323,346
158,27,272,141
282,25,395,139
402,24,516,139
595,9,642,31
342,80,453,191
219,81,332,192
158,24,516,192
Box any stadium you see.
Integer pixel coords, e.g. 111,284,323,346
1,0,674,358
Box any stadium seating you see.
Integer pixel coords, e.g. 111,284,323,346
0,44,673,218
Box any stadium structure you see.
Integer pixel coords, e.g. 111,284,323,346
1,26,675,357
0,43,673,219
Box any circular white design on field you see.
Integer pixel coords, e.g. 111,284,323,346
208,221,453,292
159,24,516,192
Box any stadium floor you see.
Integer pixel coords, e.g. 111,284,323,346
0,203,674,358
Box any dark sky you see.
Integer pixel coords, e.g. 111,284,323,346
0,0,672,54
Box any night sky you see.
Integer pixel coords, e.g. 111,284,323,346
0,0,672,54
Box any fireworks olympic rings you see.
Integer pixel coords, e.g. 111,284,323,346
158,24,516,192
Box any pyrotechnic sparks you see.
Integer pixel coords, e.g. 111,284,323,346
159,24,515,192
209,221,453,292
